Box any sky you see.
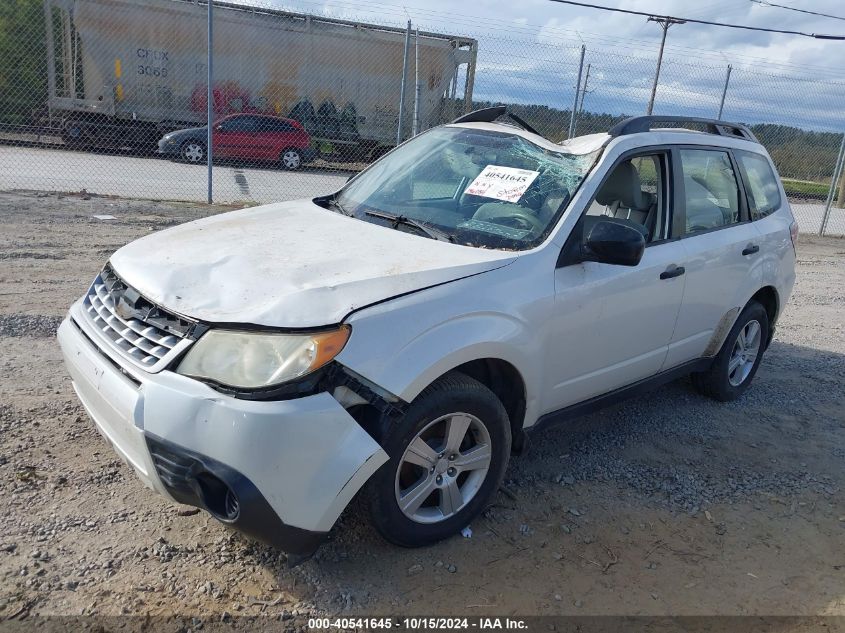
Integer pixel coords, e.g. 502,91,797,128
247,0,845,132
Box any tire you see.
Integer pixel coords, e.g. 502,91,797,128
180,140,205,163
366,371,511,548
691,301,769,401
280,148,302,170
62,124,91,151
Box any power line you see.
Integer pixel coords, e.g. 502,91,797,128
267,0,845,75
750,0,845,22
543,0,845,40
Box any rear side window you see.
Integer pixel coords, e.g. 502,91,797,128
735,150,782,219
679,149,741,235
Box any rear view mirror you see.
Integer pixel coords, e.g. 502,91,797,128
583,220,645,267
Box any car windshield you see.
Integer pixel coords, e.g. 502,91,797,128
332,126,601,250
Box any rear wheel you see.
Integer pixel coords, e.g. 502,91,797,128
280,148,302,170
692,301,769,401
367,372,511,547
180,140,205,163
62,123,91,151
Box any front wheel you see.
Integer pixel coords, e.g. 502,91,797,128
366,372,511,548
280,148,302,170
692,301,769,401
180,140,205,163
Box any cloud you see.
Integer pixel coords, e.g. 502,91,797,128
260,0,845,131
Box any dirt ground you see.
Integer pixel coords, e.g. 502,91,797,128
0,190,843,624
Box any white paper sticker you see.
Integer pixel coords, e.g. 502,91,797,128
465,165,540,203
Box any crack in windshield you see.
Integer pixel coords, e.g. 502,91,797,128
334,127,600,250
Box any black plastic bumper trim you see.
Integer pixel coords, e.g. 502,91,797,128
145,433,327,559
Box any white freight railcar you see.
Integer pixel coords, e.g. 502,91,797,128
43,0,477,156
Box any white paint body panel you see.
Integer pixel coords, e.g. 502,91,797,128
664,222,763,367
548,241,686,411
110,200,515,328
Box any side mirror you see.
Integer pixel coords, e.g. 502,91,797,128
583,220,645,267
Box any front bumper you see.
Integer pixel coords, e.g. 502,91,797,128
157,138,180,155
57,302,388,556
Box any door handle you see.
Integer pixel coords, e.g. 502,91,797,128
660,265,685,280
742,244,760,256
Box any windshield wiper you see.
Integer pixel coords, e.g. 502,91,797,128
364,210,455,243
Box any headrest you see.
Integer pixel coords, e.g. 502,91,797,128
596,162,647,210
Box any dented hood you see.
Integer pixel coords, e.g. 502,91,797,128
109,200,516,328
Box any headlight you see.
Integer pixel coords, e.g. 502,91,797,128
176,326,350,389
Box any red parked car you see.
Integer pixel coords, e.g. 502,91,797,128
158,113,315,170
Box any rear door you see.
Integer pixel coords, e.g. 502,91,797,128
252,116,281,160
265,118,301,160
734,149,796,305
663,147,763,368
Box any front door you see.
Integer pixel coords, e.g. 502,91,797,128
214,115,256,159
544,151,686,412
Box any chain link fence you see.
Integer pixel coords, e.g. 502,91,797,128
1,0,844,234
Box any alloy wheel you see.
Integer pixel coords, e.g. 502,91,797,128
394,413,492,524
282,150,301,169
728,319,761,386
182,142,204,162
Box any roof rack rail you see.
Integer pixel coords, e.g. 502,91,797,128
451,105,542,137
608,115,758,143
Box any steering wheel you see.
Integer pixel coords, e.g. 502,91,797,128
472,207,545,234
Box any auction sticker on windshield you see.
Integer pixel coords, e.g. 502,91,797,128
465,165,540,203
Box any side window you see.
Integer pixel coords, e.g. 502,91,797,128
241,116,259,133
735,150,781,219
679,149,741,235
252,117,272,134
277,120,296,133
585,153,667,243
219,116,250,133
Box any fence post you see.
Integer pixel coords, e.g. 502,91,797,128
206,0,214,204
397,20,411,145
568,45,585,139
820,132,845,236
838,157,845,209
43,1,57,122
717,64,732,119
412,28,420,136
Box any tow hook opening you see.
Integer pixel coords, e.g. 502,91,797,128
195,472,240,522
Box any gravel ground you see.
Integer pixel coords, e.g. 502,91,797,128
0,190,843,625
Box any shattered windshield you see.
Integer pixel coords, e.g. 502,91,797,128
333,126,601,250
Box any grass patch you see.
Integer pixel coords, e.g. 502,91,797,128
782,178,830,200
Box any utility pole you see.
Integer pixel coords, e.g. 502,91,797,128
646,16,685,116
573,63,591,136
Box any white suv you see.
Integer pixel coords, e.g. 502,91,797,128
58,109,797,560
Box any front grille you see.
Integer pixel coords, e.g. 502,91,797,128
80,264,198,372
